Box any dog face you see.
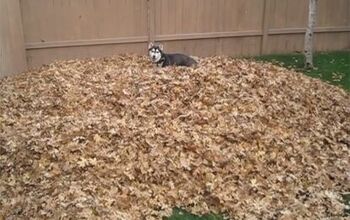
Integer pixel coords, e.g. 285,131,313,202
148,42,163,63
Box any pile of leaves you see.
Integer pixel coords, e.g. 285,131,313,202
0,55,349,219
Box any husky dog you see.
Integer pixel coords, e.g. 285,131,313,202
148,42,197,67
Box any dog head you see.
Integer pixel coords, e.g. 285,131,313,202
148,42,163,63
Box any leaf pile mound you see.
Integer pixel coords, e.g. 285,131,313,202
0,55,349,219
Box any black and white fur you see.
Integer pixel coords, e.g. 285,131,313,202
148,42,197,67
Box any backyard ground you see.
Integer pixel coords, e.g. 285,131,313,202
0,53,349,220
253,51,350,91
168,51,350,220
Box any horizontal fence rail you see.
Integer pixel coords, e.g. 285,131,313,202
2,0,349,73
25,26,350,50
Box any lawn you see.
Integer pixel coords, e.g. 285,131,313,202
1,53,348,220
166,208,224,220
253,51,350,91
166,51,350,220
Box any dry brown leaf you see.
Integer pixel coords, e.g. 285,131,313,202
0,55,349,219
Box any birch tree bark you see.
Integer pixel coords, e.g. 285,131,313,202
304,0,318,69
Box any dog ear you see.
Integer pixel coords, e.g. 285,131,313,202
159,44,164,51
148,42,154,49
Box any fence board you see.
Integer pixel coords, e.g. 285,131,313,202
318,0,349,27
26,43,148,68
15,0,350,68
20,0,148,42
0,0,27,77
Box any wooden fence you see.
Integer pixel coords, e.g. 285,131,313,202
1,0,350,77
0,0,27,77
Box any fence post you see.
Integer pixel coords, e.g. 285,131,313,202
147,0,156,44
260,0,271,55
0,0,27,78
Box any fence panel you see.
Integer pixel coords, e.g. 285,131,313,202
14,0,350,68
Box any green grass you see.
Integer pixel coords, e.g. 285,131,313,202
253,51,350,91
166,51,350,220
253,51,350,217
165,208,224,220
342,193,350,216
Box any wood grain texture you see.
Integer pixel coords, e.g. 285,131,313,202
0,0,27,77
261,0,271,54
15,0,350,68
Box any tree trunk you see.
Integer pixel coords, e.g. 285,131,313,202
304,0,318,69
